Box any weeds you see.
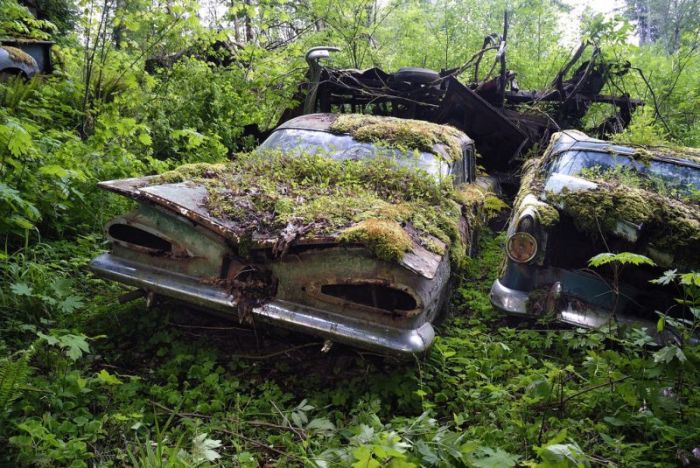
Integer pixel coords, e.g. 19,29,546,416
1,230,697,466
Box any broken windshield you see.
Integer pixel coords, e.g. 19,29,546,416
258,128,450,179
546,150,700,201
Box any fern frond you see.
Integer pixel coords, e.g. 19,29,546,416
0,350,32,419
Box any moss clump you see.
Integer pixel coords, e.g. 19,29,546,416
509,140,558,228
150,150,487,263
2,46,35,66
329,114,467,163
339,219,413,262
155,162,227,183
548,182,700,257
454,184,486,205
423,237,447,255
536,202,560,227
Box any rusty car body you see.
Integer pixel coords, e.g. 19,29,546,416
490,130,700,337
91,113,488,355
0,39,53,78
271,37,642,179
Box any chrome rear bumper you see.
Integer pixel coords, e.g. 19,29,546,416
490,278,661,335
90,253,435,355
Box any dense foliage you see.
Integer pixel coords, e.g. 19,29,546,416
1,0,699,465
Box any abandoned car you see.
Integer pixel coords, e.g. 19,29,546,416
270,39,642,178
490,130,700,336
91,113,490,354
0,39,53,79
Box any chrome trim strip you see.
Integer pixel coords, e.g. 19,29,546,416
90,253,435,355
490,277,676,343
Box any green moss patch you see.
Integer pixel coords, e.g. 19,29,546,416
548,182,700,256
2,46,35,66
510,143,557,228
339,218,413,262
329,114,467,163
151,150,486,263
631,144,700,165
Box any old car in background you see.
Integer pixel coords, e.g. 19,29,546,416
491,130,700,337
273,38,642,180
91,113,492,355
0,39,53,79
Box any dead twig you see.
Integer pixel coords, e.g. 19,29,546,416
226,341,322,360
270,400,307,441
633,67,674,137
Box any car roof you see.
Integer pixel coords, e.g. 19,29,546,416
550,130,700,168
277,113,474,147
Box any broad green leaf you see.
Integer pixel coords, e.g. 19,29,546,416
10,282,33,296
538,443,590,467
138,131,152,146
652,269,677,285
680,272,700,287
352,446,380,468
39,164,69,177
470,447,519,468
307,417,336,435
191,433,222,463
58,295,84,314
653,345,686,364
9,215,34,229
96,369,123,385
588,252,655,268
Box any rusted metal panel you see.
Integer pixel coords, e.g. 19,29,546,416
434,78,529,171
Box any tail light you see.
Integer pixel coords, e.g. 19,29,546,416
319,282,419,314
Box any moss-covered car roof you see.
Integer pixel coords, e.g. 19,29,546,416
0,45,37,66
278,113,473,163
546,130,700,167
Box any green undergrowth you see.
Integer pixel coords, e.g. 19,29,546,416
329,114,467,163
153,151,482,264
1,230,699,466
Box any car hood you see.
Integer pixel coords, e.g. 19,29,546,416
540,172,700,267
98,176,447,279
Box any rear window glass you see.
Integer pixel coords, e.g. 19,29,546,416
547,150,700,202
258,128,450,179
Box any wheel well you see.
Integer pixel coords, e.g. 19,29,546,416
0,67,29,80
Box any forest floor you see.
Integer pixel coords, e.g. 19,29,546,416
3,228,699,467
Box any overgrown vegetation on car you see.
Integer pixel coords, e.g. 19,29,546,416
152,151,480,263
2,0,700,465
329,114,468,163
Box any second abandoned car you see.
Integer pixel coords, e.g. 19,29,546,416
491,130,700,336
91,113,491,354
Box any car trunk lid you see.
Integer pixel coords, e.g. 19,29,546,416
98,177,446,279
